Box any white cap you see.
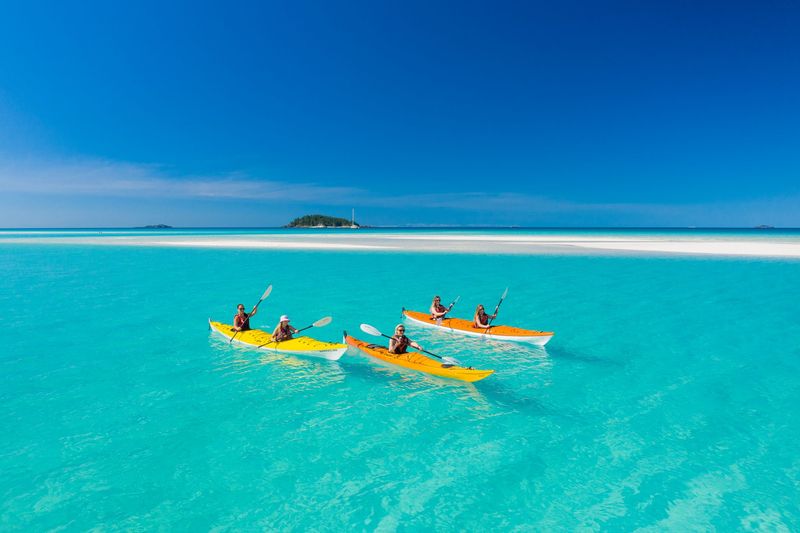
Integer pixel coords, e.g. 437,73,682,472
280,315,290,322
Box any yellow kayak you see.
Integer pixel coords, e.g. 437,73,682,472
209,319,347,360
344,332,494,382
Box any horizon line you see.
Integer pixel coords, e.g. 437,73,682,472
0,225,794,231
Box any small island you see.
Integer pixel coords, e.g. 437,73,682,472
754,225,775,229
285,214,360,228
138,224,173,229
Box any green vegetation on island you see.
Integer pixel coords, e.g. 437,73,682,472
139,224,173,229
285,214,359,228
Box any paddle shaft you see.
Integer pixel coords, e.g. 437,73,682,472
484,290,507,333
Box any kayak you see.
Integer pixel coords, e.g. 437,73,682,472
343,332,494,383
209,319,347,361
402,309,554,346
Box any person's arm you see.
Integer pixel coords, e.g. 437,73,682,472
409,340,422,351
234,315,242,331
250,307,257,317
271,324,280,340
474,314,487,328
388,337,398,353
290,325,298,334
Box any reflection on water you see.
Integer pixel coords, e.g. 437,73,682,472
209,334,347,393
210,325,575,418
206,319,613,425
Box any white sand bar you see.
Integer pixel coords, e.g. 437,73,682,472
3,232,800,258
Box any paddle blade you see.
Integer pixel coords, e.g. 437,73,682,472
453,295,461,305
500,287,509,300
442,357,461,366
360,323,382,337
260,285,273,301
313,316,333,328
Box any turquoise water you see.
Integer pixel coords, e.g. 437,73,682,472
2,236,799,530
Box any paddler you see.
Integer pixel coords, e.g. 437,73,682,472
429,295,449,320
272,315,298,342
473,304,496,328
388,324,423,354
233,303,257,331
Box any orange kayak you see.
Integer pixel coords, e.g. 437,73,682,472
343,332,494,383
402,309,553,346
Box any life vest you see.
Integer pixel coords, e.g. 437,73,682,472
474,311,490,328
234,312,251,330
389,334,410,354
275,323,293,341
430,303,446,319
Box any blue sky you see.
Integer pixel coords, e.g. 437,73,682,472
1,0,798,227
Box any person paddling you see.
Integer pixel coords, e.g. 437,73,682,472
473,304,496,328
429,295,448,320
233,303,257,331
388,324,423,354
272,315,298,342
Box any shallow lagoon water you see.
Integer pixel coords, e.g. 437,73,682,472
1,236,799,530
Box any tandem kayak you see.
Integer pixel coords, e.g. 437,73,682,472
209,319,347,360
343,331,494,383
402,309,554,346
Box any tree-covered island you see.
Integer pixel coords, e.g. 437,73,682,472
285,214,360,228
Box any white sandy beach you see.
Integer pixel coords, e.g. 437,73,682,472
3,232,800,258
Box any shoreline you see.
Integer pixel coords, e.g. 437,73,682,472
4,232,800,258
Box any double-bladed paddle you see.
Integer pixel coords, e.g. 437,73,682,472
484,287,508,333
257,316,333,348
229,284,272,344
359,323,462,366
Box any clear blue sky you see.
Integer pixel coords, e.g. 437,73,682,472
1,0,798,227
